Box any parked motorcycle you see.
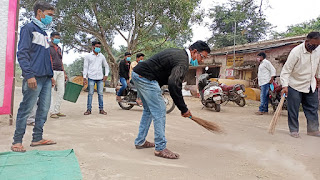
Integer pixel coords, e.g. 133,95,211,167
116,82,175,114
198,68,224,112
219,83,246,107
269,76,287,112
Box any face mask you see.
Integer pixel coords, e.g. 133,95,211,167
41,15,53,26
52,38,60,45
139,60,143,62
126,57,131,61
94,47,101,53
190,58,199,66
306,43,318,51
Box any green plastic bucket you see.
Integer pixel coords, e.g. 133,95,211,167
63,81,83,103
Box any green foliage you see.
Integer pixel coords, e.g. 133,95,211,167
208,0,272,48
65,57,84,77
272,16,320,38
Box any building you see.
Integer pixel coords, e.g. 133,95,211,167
209,35,306,87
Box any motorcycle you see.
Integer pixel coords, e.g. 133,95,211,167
116,82,175,114
198,68,224,112
269,76,287,112
219,83,247,107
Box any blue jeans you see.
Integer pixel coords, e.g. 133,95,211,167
87,79,104,111
287,86,319,133
259,83,270,112
132,72,167,151
13,77,52,144
117,77,127,96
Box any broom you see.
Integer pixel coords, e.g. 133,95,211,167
268,93,286,134
189,115,223,133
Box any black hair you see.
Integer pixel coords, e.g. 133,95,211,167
257,52,266,59
136,53,145,58
307,32,320,39
189,40,211,54
92,41,101,46
33,1,55,16
50,32,60,38
124,52,131,56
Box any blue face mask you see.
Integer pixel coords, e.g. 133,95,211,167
41,15,53,26
190,59,199,66
94,47,101,53
139,60,143,62
52,38,60,45
126,57,131,61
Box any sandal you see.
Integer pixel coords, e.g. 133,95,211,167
84,110,91,115
11,144,26,152
135,141,155,149
289,132,300,138
307,131,320,137
30,139,57,147
154,148,179,159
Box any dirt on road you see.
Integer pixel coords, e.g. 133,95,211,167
1,88,319,180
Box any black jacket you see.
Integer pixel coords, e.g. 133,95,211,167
119,59,131,80
133,48,189,113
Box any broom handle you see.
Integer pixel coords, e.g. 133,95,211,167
268,93,286,134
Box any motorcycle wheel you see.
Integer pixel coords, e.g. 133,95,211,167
236,97,246,107
214,104,221,112
118,102,134,110
162,92,175,114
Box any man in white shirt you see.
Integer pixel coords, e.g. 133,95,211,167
83,41,109,115
256,52,276,115
281,32,320,138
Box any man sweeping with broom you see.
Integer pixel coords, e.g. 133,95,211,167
132,41,211,159
280,32,320,138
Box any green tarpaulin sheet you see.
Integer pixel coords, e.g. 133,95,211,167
0,149,82,180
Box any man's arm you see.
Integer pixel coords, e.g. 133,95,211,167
102,56,109,81
168,65,188,114
268,62,276,83
17,26,34,80
280,51,299,94
83,55,89,85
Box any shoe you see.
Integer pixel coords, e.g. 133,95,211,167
50,114,59,118
99,110,107,115
255,111,264,115
307,131,320,137
289,132,300,138
56,113,66,117
84,110,91,115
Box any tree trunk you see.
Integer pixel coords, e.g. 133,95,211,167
109,59,119,88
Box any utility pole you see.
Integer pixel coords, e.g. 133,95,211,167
233,20,236,76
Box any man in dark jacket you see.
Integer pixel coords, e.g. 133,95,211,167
116,52,131,101
11,1,56,152
132,41,210,159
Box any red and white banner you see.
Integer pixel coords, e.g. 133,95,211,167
0,0,18,115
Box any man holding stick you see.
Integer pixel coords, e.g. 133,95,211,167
132,41,210,159
280,32,320,138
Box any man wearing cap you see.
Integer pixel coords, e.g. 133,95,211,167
116,52,131,101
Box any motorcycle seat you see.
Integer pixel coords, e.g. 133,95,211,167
220,85,233,91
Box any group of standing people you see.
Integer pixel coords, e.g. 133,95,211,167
10,1,320,160
256,31,320,138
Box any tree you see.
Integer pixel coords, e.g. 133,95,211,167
208,0,272,48
272,16,320,38
65,57,84,77
20,0,201,87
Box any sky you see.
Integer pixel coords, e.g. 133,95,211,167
62,0,320,64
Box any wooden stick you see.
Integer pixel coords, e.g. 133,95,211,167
268,94,286,134
189,115,223,133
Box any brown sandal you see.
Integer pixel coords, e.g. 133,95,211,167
11,144,26,152
84,110,91,115
30,139,57,147
135,141,155,149
154,148,179,159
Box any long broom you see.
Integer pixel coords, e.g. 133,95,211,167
268,93,286,134
189,115,223,133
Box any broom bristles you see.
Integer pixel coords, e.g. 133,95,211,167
268,94,286,134
190,115,223,133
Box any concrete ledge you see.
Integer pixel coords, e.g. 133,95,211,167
104,87,116,93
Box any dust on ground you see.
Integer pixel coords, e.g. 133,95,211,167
0,88,319,180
